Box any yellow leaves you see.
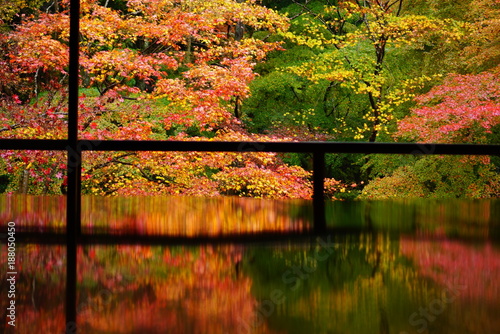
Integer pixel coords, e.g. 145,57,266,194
286,51,357,85
354,81,381,97
322,69,356,83
214,165,310,199
283,29,342,50
0,0,46,21
323,5,338,15
383,74,440,109
304,38,324,49
383,15,469,50
353,133,364,140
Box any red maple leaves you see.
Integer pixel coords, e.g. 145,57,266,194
397,71,500,144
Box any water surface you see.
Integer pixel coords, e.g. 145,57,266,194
0,195,499,333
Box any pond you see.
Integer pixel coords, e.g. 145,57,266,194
1,195,499,333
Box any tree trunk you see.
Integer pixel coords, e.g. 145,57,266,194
18,170,29,194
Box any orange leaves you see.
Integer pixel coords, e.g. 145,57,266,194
153,78,189,101
74,0,286,131
0,0,317,199
82,49,178,95
12,36,68,74
461,0,500,71
3,0,287,118
179,0,289,33
178,131,314,199
78,129,316,199
6,13,69,76
184,58,255,100
80,3,135,49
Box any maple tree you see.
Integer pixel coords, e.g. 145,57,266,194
360,71,500,199
396,71,500,144
240,0,480,191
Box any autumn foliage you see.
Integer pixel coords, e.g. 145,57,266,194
361,70,500,199
0,0,325,198
0,0,499,199
397,72,500,144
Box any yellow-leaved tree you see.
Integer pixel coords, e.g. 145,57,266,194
282,0,468,141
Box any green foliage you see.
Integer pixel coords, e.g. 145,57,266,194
326,153,364,183
360,156,500,199
0,0,46,22
260,0,296,11
0,174,10,193
361,154,415,179
402,0,473,20
243,71,306,133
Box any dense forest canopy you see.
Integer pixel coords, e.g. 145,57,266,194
0,0,499,198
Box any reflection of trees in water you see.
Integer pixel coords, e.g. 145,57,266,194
0,195,312,235
243,235,416,334
82,244,262,333
400,237,500,333
400,237,500,303
0,244,259,333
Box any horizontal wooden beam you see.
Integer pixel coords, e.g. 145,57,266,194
0,139,498,155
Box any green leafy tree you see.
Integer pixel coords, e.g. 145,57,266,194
280,0,467,142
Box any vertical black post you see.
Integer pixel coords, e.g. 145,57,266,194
313,151,326,233
66,0,80,331
76,163,82,233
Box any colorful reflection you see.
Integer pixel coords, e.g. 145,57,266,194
1,236,499,333
82,196,311,235
0,195,311,235
0,195,66,232
76,245,258,333
327,199,500,238
1,196,499,333
0,244,66,333
2,195,500,237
